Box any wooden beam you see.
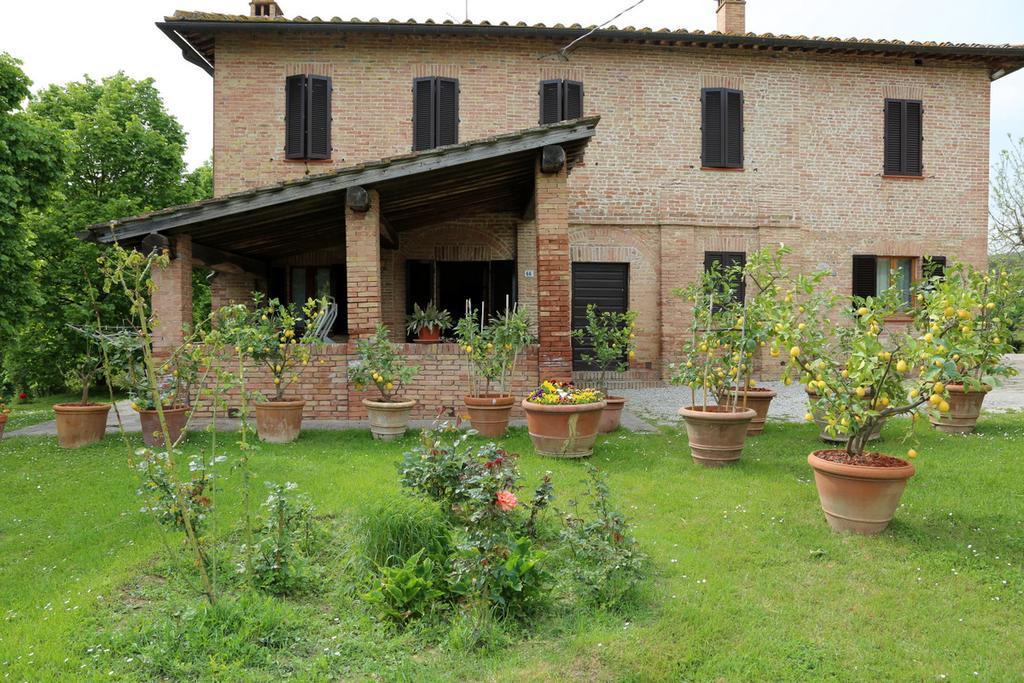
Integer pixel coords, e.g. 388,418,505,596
346,185,371,212
540,145,566,174
191,242,269,279
379,217,399,249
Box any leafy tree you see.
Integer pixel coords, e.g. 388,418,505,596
0,53,63,339
991,134,1024,256
3,72,211,394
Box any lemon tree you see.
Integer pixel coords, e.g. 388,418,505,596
240,294,326,401
454,306,533,397
350,324,419,402
570,304,638,395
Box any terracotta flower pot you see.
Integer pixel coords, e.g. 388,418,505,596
53,403,112,449
464,394,515,438
364,398,417,440
598,396,626,433
807,450,915,535
255,399,306,443
136,406,190,448
721,388,776,435
930,383,991,434
522,399,606,458
414,326,442,343
806,387,883,443
0,412,7,440
678,405,756,467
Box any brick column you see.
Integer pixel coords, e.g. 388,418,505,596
151,234,193,357
345,189,383,337
534,158,573,382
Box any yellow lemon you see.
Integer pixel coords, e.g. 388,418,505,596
932,382,945,394
907,448,918,459
923,333,933,343
628,350,636,360
939,400,950,413
944,306,955,317
385,382,394,391
804,413,814,422
783,376,793,386
909,389,920,399
929,394,942,406
789,346,801,358
896,360,908,373
985,302,996,310
855,387,866,398
797,322,806,331
857,307,869,317
770,347,780,358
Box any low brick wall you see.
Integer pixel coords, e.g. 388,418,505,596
193,343,541,420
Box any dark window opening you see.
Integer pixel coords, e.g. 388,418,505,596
285,74,332,160
405,260,516,340
701,88,743,168
539,80,584,124
703,251,747,305
884,98,923,176
571,262,629,371
412,77,459,151
275,265,347,335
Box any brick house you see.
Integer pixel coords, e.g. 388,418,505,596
81,0,1024,419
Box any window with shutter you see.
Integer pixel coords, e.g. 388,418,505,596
884,98,923,176
563,80,584,120
703,251,747,303
284,74,331,161
852,255,877,299
412,77,459,151
702,88,743,169
412,77,435,151
436,77,459,147
539,80,562,124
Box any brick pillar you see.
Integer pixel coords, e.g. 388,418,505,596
534,158,573,382
345,189,382,337
151,234,193,357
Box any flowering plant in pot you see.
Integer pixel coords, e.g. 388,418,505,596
405,301,452,343
454,305,534,438
240,294,326,443
912,263,1020,433
570,305,638,433
53,340,111,449
522,381,605,458
350,323,420,440
766,272,962,534
669,261,757,466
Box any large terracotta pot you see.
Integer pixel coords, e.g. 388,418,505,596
255,399,305,444
678,405,756,467
930,383,991,434
806,387,883,443
136,406,190,448
464,394,515,438
598,396,626,433
54,403,111,449
807,450,915,534
522,399,606,458
0,412,7,440
364,398,417,440
721,388,776,435
414,326,442,343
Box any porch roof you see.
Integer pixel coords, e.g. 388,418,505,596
79,117,598,265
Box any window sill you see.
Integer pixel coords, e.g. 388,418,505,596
701,166,745,172
283,158,334,164
881,174,924,180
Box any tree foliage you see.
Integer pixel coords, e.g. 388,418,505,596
991,134,1024,256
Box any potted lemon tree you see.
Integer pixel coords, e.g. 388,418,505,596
130,342,201,448
454,305,533,438
53,342,111,449
350,323,420,440
406,302,452,343
913,263,1019,433
570,304,638,433
522,381,605,458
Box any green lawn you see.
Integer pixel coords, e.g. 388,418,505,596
1,414,1022,681
2,393,83,432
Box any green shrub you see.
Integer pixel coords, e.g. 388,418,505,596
364,548,447,623
355,497,451,569
247,482,322,596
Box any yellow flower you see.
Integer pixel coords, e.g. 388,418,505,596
804,413,814,422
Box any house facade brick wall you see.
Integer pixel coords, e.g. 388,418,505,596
209,30,991,379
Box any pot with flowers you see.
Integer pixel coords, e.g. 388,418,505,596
522,381,605,458
53,343,111,449
765,261,961,534
350,323,420,440
670,263,757,466
913,263,1020,434
455,304,534,437
243,295,326,443
570,304,638,433
406,302,452,343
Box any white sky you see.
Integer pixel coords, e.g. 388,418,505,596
2,0,1022,169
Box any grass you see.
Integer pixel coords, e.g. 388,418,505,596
3,393,82,432
1,413,1022,681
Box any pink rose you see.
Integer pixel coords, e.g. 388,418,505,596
495,490,518,511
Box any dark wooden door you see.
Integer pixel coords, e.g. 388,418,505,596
571,262,629,370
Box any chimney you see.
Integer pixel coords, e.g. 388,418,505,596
715,0,746,34
250,1,284,17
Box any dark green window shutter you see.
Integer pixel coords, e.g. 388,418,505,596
923,255,947,279
725,90,743,168
704,251,747,303
852,255,877,298
285,75,307,159
436,77,459,147
904,100,923,175
306,75,332,160
412,77,435,151
884,99,923,176
539,80,562,124
701,89,723,167
563,80,584,120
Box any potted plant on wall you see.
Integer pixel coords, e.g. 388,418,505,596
350,323,420,440
454,304,534,438
129,342,201,448
571,304,638,433
243,295,326,444
522,381,606,458
670,262,756,466
53,343,111,448
406,302,452,343
766,265,961,534
913,262,1019,433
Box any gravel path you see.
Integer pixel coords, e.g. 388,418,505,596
623,354,1024,426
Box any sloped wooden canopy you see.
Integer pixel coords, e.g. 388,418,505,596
79,117,598,271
